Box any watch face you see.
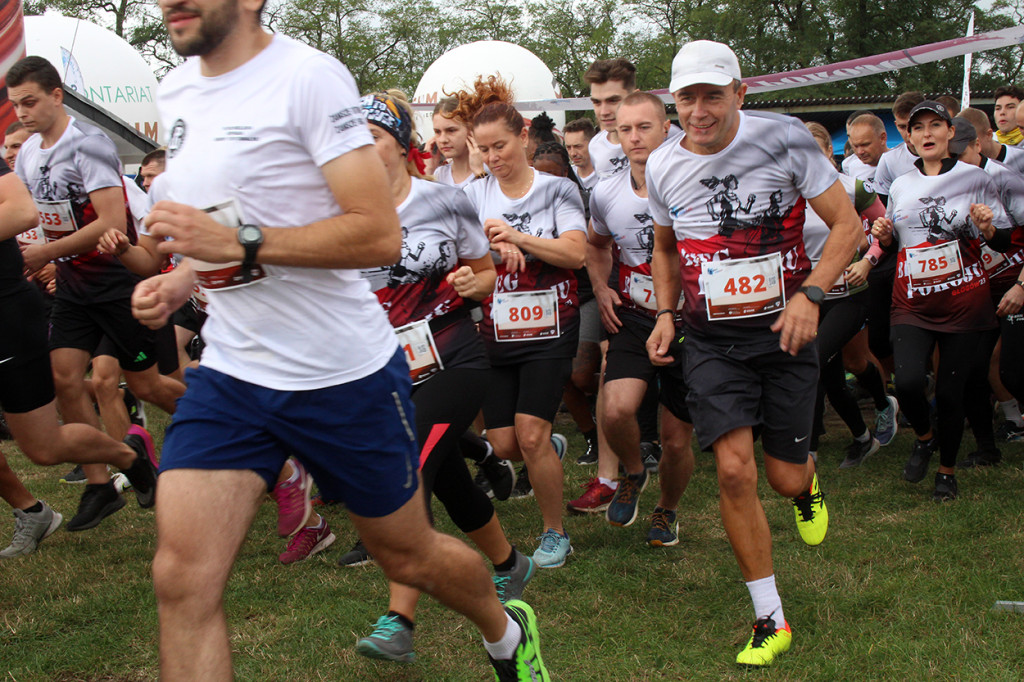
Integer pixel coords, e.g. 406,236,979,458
239,225,262,244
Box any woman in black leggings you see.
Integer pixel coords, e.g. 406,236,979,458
804,123,889,467
871,101,1012,501
353,91,534,662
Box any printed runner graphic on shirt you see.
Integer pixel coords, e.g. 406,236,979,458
918,196,959,243
634,213,655,263
693,175,790,255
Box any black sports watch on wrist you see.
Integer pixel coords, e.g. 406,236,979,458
238,224,263,283
798,285,825,305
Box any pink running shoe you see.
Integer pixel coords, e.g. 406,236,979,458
279,520,336,565
270,458,312,537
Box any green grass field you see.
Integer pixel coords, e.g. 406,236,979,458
1,407,1023,681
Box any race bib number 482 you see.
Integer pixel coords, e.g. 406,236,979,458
492,289,559,341
701,253,785,320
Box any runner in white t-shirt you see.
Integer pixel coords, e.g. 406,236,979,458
586,91,695,544
428,97,485,189
453,76,586,570
584,58,637,179
645,40,863,668
563,117,599,191
871,91,924,197
137,3,548,679
842,113,888,181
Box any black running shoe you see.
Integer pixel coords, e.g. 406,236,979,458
576,432,598,465
509,466,533,499
903,438,935,483
956,448,1002,469
473,467,494,499
640,441,661,474
479,454,516,502
66,482,126,532
994,420,1024,442
337,538,373,567
121,425,158,508
121,383,147,428
932,472,958,502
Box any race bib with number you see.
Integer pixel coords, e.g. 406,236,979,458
810,258,849,300
906,241,963,289
396,319,444,384
190,198,267,291
628,273,684,311
35,200,78,242
702,253,786,320
16,226,44,246
492,289,559,341
980,244,1012,277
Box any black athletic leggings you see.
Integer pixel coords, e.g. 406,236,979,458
999,314,1024,403
866,269,896,361
891,324,995,468
412,367,495,534
811,292,870,450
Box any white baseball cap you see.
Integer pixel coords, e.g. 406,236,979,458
669,40,742,93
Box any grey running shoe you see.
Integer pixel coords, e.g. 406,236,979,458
874,395,899,446
356,614,415,663
493,549,535,604
66,482,125,532
606,469,649,527
337,538,373,567
839,435,880,469
903,438,935,483
0,502,63,558
60,464,87,484
647,507,679,547
550,433,568,460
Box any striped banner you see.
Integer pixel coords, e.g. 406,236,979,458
413,24,1024,110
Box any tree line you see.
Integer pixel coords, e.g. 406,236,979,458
24,0,1024,105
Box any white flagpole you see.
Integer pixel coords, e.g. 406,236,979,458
963,12,975,109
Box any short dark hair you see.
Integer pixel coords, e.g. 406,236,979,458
563,117,596,139
845,109,874,127
892,91,925,118
583,58,636,91
6,56,62,93
4,121,24,135
994,85,1024,102
936,95,960,113
141,148,166,167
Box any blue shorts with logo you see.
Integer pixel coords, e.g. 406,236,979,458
160,348,419,518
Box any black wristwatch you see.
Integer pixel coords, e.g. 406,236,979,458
798,285,825,305
1016,280,1024,291
238,224,263,283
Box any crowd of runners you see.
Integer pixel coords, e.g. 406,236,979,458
1,0,1023,677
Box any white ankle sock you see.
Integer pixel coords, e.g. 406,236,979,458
998,400,1024,426
745,574,785,626
599,477,618,489
855,429,871,443
482,612,521,660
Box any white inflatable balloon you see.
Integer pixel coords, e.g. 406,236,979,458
23,15,161,143
412,41,564,143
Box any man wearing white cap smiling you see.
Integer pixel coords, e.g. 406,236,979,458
644,40,863,666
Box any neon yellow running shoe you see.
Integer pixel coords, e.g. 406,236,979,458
792,473,828,546
735,616,792,667
489,599,550,682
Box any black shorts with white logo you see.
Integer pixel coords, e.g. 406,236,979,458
50,296,158,372
603,313,690,423
0,285,55,413
684,330,818,463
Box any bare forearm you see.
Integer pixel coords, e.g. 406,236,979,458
0,205,38,241
586,242,614,291
46,220,121,260
517,232,585,269
651,246,682,311
256,212,401,269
